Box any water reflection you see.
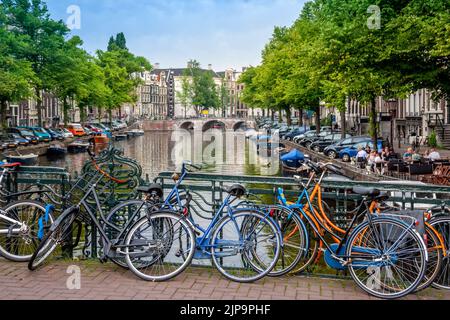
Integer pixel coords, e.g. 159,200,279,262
39,131,281,178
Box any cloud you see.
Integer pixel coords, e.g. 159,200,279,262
46,0,306,70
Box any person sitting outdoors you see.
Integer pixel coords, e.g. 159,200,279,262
403,147,414,162
356,146,368,161
382,147,396,162
426,148,441,161
367,151,381,172
411,150,422,162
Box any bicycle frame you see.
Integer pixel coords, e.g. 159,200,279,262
277,168,426,268
157,163,281,259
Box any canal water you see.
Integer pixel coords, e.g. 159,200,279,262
38,131,281,178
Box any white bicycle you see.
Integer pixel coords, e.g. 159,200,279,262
0,162,56,262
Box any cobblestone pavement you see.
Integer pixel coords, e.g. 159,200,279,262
0,259,449,300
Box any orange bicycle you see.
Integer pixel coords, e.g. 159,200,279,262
277,161,445,292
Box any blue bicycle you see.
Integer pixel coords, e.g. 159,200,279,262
112,161,283,282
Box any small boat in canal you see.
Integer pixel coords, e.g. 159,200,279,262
6,153,38,166
280,149,305,172
124,129,145,137
47,144,67,158
67,140,90,153
114,134,128,141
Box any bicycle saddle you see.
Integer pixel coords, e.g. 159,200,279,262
137,183,164,198
224,184,247,198
353,187,387,199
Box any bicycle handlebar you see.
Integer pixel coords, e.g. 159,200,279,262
87,148,131,185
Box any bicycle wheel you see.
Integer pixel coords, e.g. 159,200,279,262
124,211,195,282
0,200,54,262
429,217,450,290
291,221,320,274
415,225,443,292
249,207,308,277
346,217,427,299
106,200,155,268
28,210,77,271
211,211,281,283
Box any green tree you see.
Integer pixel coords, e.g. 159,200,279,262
0,4,35,128
181,60,220,117
3,0,70,127
218,80,230,118
99,33,151,119
177,76,192,119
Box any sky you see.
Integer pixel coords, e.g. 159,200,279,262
46,0,307,71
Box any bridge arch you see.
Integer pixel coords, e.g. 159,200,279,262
202,120,226,132
179,121,195,131
232,121,247,131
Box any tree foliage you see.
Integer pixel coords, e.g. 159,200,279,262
240,0,450,145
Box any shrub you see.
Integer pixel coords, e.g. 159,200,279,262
428,130,438,148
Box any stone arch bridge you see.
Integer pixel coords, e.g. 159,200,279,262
177,118,256,132
142,118,256,132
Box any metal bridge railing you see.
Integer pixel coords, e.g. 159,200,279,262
155,172,450,213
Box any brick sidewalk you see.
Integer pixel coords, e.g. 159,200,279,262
0,259,449,300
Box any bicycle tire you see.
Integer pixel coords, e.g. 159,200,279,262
0,200,54,262
243,207,308,277
429,216,450,290
28,209,78,271
346,217,427,299
415,225,443,292
211,210,281,283
124,211,195,282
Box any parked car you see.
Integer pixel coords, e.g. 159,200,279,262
18,126,51,143
54,128,74,139
66,124,86,137
102,122,119,131
283,127,310,141
113,120,127,130
8,133,29,146
310,133,353,153
0,134,19,149
299,131,333,148
45,128,65,141
7,128,39,145
83,127,93,136
85,124,103,134
323,136,372,159
339,140,384,162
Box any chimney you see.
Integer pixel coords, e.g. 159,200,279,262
154,63,160,69
208,64,212,70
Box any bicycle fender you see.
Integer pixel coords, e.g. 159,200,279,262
49,207,79,232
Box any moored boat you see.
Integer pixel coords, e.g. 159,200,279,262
6,153,38,166
47,144,67,158
124,129,145,137
67,140,90,153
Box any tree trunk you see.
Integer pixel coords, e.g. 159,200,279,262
340,108,346,136
97,107,102,122
35,88,42,127
286,107,292,126
298,108,304,127
315,105,321,134
109,110,113,123
80,105,86,124
370,97,378,152
271,109,274,121
278,107,283,123
0,99,8,130
63,97,69,126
